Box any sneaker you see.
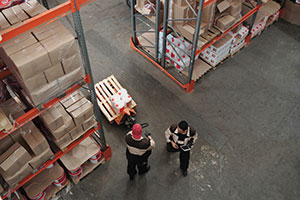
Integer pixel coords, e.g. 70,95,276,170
182,170,188,177
139,166,150,175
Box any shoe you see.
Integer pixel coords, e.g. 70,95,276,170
139,166,150,175
129,175,135,180
182,170,188,177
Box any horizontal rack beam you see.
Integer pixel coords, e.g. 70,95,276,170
2,124,100,199
0,0,92,43
0,74,90,141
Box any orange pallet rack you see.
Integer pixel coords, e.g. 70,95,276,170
0,0,111,198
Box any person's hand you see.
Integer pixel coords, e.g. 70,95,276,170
147,136,152,140
171,141,178,149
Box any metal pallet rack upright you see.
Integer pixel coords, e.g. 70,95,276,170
0,0,111,198
130,0,262,92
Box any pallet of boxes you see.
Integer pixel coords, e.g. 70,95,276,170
0,0,106,198
0,99,56,198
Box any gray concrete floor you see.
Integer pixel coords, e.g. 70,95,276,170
51,0,300,199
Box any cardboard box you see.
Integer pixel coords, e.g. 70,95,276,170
60,137,100,170
0,98,25,120
11,5,29,21
0,143,32,177
44,63,65,83
0,12,10,30
9,42,52,80
2,32,37,56
2,7,20,25
216,15,236,31
40,31,77,65
31,20,69,41
24,163,63,199
0,136,14,155
81,117,97,132
51,105,75,139
229,1,242,16
20,0,47,17
201,1,216,29
23,72,48,92
66,98,94,126
60,91,84,109
40,104,64,132
68,126,82,140
28,147,53,169
54,132,72,149
282,0,300,26
21,122,50,156
28,66,84,105
2,163,32,187
217,0,231,13
173,3,193,25
173,0,194,6
61,53,81,74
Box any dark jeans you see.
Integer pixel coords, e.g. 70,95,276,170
126,149,152,177
167,142,190,171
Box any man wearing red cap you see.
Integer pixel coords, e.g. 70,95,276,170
125,123,155,180
165,120,197,176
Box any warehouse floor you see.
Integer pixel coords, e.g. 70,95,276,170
49,0,300,199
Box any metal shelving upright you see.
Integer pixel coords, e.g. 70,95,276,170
0,0,111,198
130,0,262,92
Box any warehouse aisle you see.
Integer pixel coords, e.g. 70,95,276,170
53,1,300,199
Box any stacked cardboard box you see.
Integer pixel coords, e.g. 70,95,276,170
0,0,46,29
282,0,300,26
40,91,96,150
215,0,242,32
0,99,54,187
229,25,249,54
242,0,280,25
0,19,84,106
23,162,64,199
135,0,164,24
199,33,233,66
158,31,192,71
60,136,100,172
172,0,216,42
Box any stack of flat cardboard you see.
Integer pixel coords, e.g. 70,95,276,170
0,18,84,106
40,91,96,150
229,25,249,54
23,162,64,199
199,33,233,66
0,99,54,187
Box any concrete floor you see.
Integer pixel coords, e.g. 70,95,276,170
51,0,300,199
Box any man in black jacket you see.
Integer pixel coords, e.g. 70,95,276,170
125,123,155,180
165,120,197,176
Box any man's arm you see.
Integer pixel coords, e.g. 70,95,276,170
147,136,155,150
187,127,198,147
165,124,177,143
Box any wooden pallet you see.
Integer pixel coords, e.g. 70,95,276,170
95,75,137,123
44,179,70,200
71,158,105,184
